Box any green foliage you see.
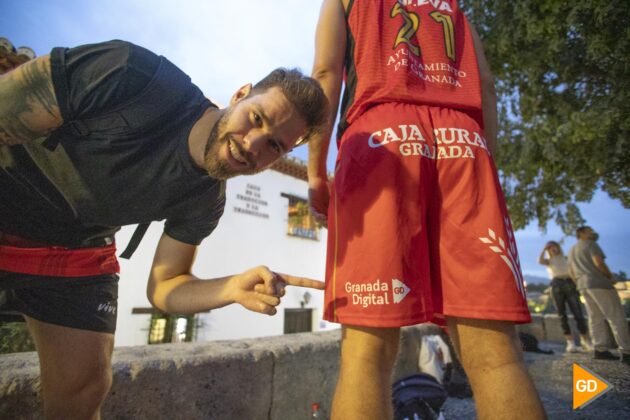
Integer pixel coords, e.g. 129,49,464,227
461,0,630,233
525,283,549,294
0,322,35,354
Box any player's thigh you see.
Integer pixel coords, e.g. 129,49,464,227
430,108,529,323
26,316,114,394
325,103,436,327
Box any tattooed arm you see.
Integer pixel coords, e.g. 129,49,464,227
0,55,62,145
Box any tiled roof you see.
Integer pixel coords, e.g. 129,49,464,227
270,156,308,181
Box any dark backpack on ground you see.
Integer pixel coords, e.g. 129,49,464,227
442,362,473,399
519,332,554,354
392,373,447,420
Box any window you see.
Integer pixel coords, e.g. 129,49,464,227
149,318,167,344
284,308,313,334
282,193,319,240
147,313,196,344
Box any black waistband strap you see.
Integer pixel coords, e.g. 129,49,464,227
119,223,150,259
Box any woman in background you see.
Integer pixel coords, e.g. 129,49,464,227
538,241,592,352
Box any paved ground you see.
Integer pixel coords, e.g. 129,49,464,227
441,342,630,419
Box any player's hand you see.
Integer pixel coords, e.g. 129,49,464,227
308,176,330,227
229,266,324,315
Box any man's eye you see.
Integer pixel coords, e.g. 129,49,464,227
269,140,281,154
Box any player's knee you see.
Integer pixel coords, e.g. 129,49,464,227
451,318,523,371
461,350,525,380
44,366,112,418
94,365,113,398
73,364,113,408
341,326,400,365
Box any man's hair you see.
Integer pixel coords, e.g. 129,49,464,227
253,68,327,146
576,226,591,237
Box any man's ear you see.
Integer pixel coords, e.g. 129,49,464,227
230,83,253,105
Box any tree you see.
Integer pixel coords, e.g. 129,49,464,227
461,1,630,233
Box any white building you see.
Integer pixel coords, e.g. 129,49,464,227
114,157,337,347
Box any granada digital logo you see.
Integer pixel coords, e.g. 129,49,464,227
573,363,612,410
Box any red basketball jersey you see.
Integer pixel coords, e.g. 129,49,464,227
338,0,483,137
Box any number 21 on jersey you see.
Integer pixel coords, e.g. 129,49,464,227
390,3,456,61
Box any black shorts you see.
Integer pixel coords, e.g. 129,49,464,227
0,271,119,334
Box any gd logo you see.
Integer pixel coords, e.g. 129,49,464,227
573,363,612,410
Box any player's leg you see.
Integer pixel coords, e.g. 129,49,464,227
323,103,434,420
12,273,119,419
26,316,114,419
447,317,546,420
332,326,400,420
431,107,545,419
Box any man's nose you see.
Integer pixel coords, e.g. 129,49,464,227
242,131,266,154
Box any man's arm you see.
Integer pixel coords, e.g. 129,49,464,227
567,249,577,280
0,55,62,145
147,233,324,315
592,254,613,280
308,0,347,225
469,25,497,155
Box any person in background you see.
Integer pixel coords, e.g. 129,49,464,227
308,0,546,418
568,226,630,365
538,241,591,352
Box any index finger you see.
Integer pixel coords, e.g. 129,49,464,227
276,273,325,290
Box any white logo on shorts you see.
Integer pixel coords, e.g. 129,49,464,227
479,219,526,298
392,279,411,303
97,302,117,315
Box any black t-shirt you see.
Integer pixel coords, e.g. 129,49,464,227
0,40,225,247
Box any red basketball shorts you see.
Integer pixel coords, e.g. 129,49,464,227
324,103,531,327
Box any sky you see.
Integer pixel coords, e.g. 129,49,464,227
3,0,628,282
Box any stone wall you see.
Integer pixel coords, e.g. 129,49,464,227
6,316,626,418
517,314,628,347
0,324,443,419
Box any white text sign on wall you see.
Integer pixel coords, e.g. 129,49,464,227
234,183,269,219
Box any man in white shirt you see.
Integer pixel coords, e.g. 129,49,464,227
568,226,630,364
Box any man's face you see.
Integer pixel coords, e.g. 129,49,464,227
585,228,599,241
204,85,307,180
579,227,598,241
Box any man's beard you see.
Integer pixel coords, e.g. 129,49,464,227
203,110,258,180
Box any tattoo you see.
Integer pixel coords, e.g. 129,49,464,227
0,57,61,145
22,60,58,118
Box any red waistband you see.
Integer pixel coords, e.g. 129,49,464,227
0,244,120,277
